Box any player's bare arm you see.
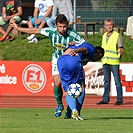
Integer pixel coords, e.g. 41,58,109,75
63,48,75,55
74,48,87,54
10,23,40,34
63,48,87,56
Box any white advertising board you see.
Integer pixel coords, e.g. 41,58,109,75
84,62,133,96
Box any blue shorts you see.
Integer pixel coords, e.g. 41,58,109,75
57,55,85,92
30,15,49,28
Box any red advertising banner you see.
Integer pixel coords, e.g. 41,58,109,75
0,61,53,96
0,61,133,96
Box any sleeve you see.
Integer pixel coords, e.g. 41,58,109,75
85,43,96,54
34,0,38,8
40,28,50,37
67,45,77,49
118,35,124,48
76,42,94,52
15,0,22,8
66,0,74,22
73,30,85,44
47,0,54,6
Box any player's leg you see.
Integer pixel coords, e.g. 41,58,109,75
53,74,63,107
52,58,64,117
64,106,71,119
75,67,85,117
66,94,77,111
66,94,83,121
76,89,85,114
53,74,64,117
66,94,79,120
57,56,73,118
76,89,85,120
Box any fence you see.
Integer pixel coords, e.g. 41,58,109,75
73,0,133,32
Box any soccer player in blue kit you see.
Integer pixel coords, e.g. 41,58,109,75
57,42,104,120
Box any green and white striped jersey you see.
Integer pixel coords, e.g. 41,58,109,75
40,27,85,59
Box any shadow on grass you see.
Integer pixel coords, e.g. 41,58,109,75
66,116,133,121
90,116,133,120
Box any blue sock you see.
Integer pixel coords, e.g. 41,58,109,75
66,94,77,111
77,89,85,114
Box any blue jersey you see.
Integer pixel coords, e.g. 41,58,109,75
57,54,85,92
57,42,96,92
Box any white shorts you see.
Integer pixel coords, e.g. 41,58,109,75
52,57,59,76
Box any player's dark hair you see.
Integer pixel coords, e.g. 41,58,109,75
55,14,68,25
95,46,104,58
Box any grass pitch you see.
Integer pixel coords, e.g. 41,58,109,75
0,108,132,133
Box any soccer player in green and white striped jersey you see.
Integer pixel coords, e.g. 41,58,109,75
11,14,85,118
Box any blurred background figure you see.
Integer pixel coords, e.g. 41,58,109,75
0,0,22,42
126,16,133,40
46,0,73,27
27,0,53,43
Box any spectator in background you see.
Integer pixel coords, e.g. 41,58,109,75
126,16,133,40
0,0,22,42
46,0,73,27
97,18,124,106
27,0,53,43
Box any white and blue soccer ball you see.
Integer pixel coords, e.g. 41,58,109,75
67,83,82,98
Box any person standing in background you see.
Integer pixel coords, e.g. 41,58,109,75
97,18,124,105
0,0,22,41
46,0,73,27
126,16,133,40
27,0,53,43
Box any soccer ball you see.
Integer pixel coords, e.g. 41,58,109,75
67,83,82,98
